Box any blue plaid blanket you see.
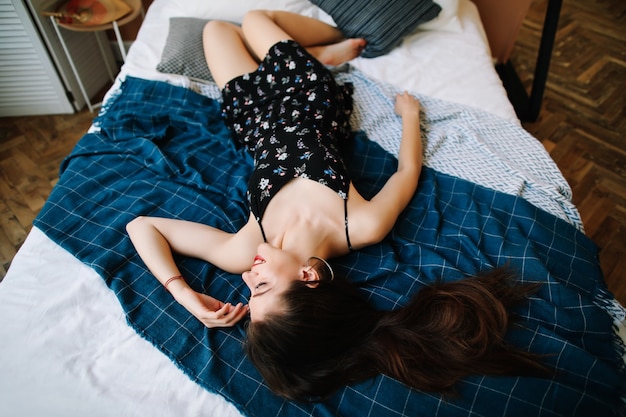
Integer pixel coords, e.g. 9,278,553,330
35,76,625,416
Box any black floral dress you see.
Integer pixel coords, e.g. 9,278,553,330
221,40,354,243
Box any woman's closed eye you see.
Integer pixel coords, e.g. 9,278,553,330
252,282,274,299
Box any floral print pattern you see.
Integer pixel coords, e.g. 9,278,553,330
222,40,353,229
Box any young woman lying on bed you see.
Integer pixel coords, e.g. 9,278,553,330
127,9,549,402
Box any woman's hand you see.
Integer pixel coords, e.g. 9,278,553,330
174,285,249,328
394,91,421,119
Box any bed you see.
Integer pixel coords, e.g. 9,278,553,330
1,0,625,416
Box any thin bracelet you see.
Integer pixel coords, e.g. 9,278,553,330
164,275,184,291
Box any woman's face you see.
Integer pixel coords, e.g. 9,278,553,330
241,243,316,321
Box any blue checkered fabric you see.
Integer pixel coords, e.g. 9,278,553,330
35,77,625,416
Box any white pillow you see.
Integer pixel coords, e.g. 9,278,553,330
153,0,320,23
419,0,462,32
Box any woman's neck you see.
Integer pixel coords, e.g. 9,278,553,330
270,213,335,262
261,178,349,260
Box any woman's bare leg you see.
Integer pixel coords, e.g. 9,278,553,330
306,39,368,66
241,10,366,65
202,20,258,88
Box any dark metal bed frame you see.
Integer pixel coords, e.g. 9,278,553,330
496,0,563,122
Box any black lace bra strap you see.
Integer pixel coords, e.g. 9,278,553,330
256,216,268,243
344,198,353,251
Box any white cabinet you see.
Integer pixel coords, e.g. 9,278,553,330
0,0,117,116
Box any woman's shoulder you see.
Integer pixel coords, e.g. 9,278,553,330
345,183,394,250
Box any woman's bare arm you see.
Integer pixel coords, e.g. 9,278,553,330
126,216,259,327
352,92,423,246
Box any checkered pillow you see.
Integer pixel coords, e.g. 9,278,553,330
311,0,441,58
156,17,214,83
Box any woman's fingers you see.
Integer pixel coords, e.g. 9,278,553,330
395,91,420,117
200,302,249,328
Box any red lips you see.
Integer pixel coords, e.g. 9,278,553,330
252,255,265,267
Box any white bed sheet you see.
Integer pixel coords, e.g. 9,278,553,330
0,227,242,417
350,0,517,121
0,1,536,416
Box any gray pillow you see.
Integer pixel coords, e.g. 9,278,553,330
156,17,214,83
311,0,442,58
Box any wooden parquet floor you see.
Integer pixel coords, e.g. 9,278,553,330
0,0,624,305
511,0,626,305
0,109,95,277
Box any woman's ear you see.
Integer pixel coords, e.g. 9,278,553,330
301,266,320,288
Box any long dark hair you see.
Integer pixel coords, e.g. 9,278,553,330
244,267,550,402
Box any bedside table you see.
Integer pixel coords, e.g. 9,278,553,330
48,0,144,112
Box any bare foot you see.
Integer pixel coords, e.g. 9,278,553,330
308,38,367,66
